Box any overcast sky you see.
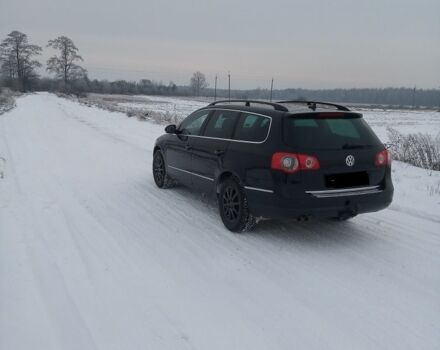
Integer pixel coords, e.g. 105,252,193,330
1,0,439,89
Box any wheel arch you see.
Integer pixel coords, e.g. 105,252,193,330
215,170,243,194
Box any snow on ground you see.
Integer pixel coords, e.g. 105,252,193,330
1,92,439,350
390,161,440,221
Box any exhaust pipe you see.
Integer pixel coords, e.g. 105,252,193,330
297,215,310,222
338,210,356,221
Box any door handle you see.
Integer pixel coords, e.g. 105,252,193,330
185,145,192,150
214,149,225,156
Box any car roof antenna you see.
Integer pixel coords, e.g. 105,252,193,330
308,102,317,111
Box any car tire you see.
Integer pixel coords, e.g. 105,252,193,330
219,177,256,232
152,150,175,189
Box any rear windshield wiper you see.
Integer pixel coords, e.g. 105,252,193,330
342,143,371,149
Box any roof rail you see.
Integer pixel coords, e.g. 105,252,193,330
276,100,350,112
208,99,288,112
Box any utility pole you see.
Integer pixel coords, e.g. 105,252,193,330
269,77,274,102
214,74,217,101
412,85,416,109
228,71,231,101
438,86,440,110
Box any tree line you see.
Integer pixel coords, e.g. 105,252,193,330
1,30,438,108
0,31,86,92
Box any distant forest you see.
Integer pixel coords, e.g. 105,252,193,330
1,30,439,109
3,77,435,109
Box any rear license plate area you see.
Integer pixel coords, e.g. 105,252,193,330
325,171,369,188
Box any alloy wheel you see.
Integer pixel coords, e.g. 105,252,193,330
222,186,240,222
153,152,165,186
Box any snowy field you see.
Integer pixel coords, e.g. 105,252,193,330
84,93,440,142
81,93,209,123
115,95,208,119
1,92,439,350
361,108,440,142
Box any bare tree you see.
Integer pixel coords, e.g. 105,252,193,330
46,36,86,91
0,31,42,91
190,71,208,96
0,52,16,80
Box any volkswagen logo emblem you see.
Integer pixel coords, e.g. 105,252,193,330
345,155,355,167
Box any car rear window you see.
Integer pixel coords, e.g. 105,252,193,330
283,114,382,150
233,113,270,142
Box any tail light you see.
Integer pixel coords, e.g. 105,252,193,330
375,149,391,167
271,152,320,173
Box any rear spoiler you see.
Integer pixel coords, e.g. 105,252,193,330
277,100,350,111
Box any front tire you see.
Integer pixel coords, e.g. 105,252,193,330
219,177,256,232
152,150,174,189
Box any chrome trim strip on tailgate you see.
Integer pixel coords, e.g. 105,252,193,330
306,186,382,198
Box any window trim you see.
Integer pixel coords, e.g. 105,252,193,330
177,109,213,136
232,112,272,143
176,108,272,144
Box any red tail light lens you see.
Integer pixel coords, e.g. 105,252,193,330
298,154,320,170
271,152,320,173
375,149,391,167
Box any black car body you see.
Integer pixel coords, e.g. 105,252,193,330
153,100,393,232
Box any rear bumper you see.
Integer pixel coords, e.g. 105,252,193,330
246,184,393,220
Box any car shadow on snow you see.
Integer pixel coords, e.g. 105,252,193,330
149,181,377,249
247,218,372,248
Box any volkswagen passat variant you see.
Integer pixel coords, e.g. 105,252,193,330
153,100,393,232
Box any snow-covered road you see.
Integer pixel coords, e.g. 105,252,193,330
1,93,439,350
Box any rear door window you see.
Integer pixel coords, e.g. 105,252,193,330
234,113,271,142
283,114,381,149
203,110,239,139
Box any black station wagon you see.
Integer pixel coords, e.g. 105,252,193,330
153,100,393,232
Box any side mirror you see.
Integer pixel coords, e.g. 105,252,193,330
165,124,177,134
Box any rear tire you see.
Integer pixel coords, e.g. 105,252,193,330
152,150,175,189
218,177,256,232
